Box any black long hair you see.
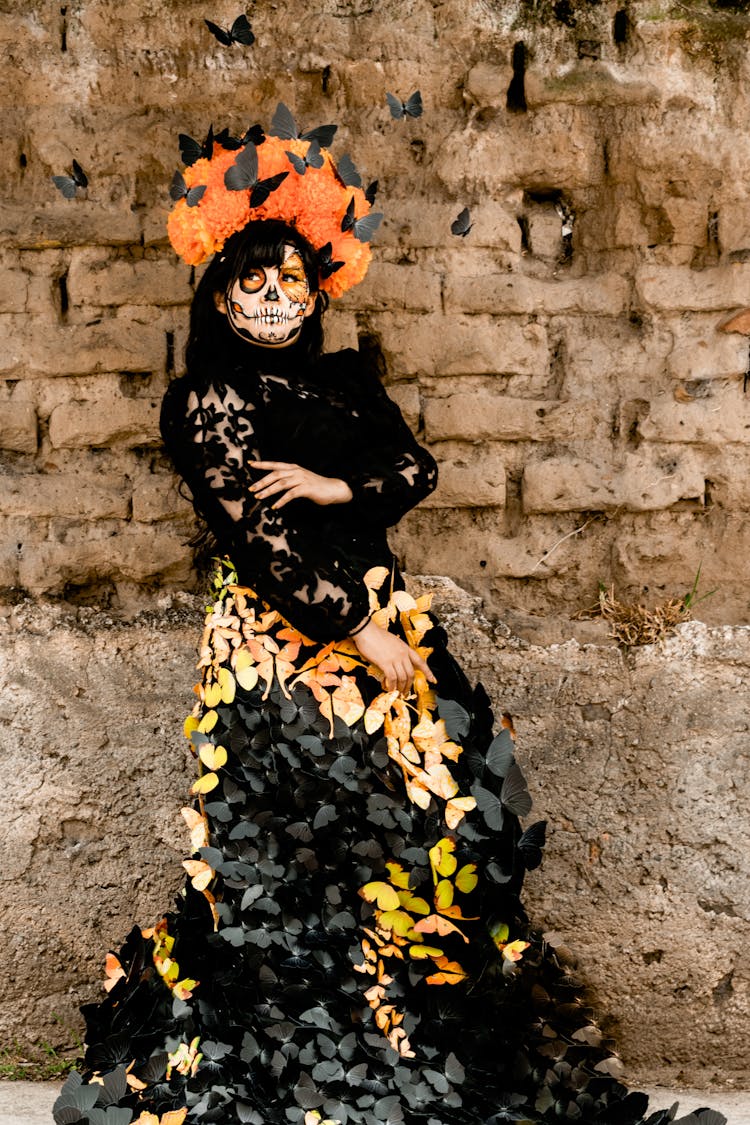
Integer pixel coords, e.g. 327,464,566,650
184,218,329,384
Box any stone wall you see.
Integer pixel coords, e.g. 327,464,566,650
2,582,749,1087
2,0,750,621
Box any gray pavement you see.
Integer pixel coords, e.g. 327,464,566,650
1,1081,748,1125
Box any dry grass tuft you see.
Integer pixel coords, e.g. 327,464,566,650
590,585,692,647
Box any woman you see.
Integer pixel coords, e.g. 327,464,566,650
54,121,721,1125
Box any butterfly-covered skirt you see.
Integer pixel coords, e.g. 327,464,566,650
54,563,723,1125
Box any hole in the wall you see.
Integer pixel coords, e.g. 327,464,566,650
504,469,523,537
613,8,629,45
707,208,720,254
119,371,153,397
553,0,577,27
506,42,527,114
517,214,531,254
60,6,67,51
321,65,331,94
602,139,610,177
58,271,69,319
19,152,27,169
703,478,715,508
410,139,425,165
577,40,601,60
479,559,487,569
743,344,750,392
356,328,387,381
166,330,175,376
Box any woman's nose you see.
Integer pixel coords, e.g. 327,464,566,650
263,281,279,301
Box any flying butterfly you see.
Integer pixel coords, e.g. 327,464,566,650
285,139,324,175
341,195,383,243
204,14,255,46
179,124,214,167
451,206,473,238
51,159,88,199
270,101,337,149
169,170,206,207
365,179,379,205
224,143,288,206
386,90,423,120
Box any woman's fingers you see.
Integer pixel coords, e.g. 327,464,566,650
410,650,436,683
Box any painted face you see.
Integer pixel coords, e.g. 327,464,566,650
223,243,314,347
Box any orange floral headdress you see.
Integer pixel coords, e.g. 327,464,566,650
166,111,381,298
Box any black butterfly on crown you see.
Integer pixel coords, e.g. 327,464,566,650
341,196,383,243
204,14,254,46
386,90,423,120
285,139,324,176
169,171,206,208
270,102,337,150
51,159,88,199
317,243,345,280
331,154,379,207
224,142,288,207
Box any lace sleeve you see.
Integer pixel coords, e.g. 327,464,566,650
340,362,438,527
161,380,371,642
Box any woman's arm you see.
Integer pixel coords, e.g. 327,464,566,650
161,379,370,642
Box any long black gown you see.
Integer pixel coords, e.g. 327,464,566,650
53,342,724,1125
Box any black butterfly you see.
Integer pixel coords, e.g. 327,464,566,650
365,179,379,205
285,139,324,175
335,153,361,188
204,14,254,46
169,170,206,207
51,159,88,199
179,124,214,166
341,196,383,243
386,90,423,119
517,819,547,869
224,144,288,206
451,206,473,237
270,101,337,149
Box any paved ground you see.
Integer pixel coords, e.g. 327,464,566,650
2,1081,748,1124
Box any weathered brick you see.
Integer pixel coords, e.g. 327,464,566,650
339,261,441,313
67,250,193,307
424,394,606,443
423,450,505,508
444,272,629,317
379,200,522,254
464,61,511,108
638,386,750,444
49,395,161,448
387,383,421,431
0,269,29,313
718,201,750,257
372,313,548,377
0,473,130,519
132,474,193,522
636,263,750,311
17,524,193,594
435,107,601,193
0,402,37,453
3,204,142,249
523,450,707,513
666,323,747,382
0,314,166,376
323,311,359,354
525,65,661,108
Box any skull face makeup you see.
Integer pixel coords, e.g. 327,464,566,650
220,243,316,347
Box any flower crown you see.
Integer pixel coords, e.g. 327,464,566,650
166,110,382,298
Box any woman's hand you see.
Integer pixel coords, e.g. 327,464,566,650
351,619,436,695
248,460,353,509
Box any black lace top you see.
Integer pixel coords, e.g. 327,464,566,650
160,343,438,642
